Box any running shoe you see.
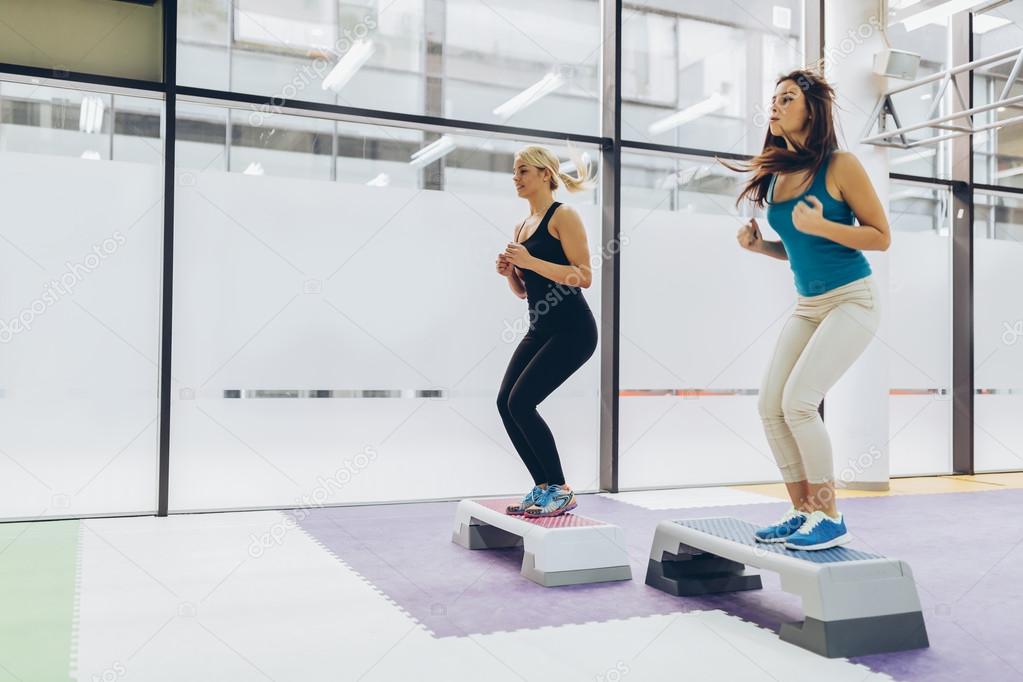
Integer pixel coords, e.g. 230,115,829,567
754,506,808,544
524,484,577,518
784,510,851,551
506,485,545,515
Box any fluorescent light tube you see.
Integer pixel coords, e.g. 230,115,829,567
409,135,456,168
322,40,375,93
493,73,565,121
79,96,104,134
648,93,727,136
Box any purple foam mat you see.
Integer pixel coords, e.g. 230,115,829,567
295,489,1023,681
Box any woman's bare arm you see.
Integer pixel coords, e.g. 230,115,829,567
797,151,890,251
525,206,593,288
756,239,788,260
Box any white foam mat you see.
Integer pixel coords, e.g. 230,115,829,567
72,511,891,681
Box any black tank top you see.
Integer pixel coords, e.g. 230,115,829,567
515,201,594,330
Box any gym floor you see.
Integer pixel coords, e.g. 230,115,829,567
5,474,1022,681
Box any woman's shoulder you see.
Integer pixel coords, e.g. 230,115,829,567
550,202,581,224
549,202,582,238
828,149,864,174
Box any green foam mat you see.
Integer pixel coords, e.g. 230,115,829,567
0,520,79,682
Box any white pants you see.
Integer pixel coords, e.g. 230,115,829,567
757,275,881,484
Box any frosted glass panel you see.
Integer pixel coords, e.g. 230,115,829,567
0,152,163,519
622,1,803,154
887,184,952,475
975,193,1023,472
618,203,795,487
170,141,602,510
618,151,795,487
619,164,955,487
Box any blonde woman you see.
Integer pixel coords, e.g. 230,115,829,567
496,144,597,518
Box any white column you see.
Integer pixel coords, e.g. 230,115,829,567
822,0,892,490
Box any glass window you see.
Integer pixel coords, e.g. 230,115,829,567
884,62,952,181
0,82,163,167
973,76,1023,186
881,12,951,179
621,1,804,154
177,0,600,134
974,1,1023,188
887,181,953,475
0,79,164,518
618,149,786,487
974,190,1023,472
170,107,603,509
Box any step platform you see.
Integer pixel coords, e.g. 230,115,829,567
646,517,929,658
451,497,632,587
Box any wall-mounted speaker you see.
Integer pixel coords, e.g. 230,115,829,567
873,48,921,80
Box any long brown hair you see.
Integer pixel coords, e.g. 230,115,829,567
723,69,839,208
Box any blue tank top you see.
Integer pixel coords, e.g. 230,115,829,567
765,151,872,296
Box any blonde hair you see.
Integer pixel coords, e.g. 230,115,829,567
515,142,596,193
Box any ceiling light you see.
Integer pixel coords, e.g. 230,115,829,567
322,40,375,93
648,93,727,136
493,73,565,121
78,96,104,134
409,135,456,168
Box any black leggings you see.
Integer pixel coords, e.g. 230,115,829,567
496,320,598,486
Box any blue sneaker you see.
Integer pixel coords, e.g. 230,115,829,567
524,484,577,518
506,485,545,515
784,510,851,551
754,507,807,544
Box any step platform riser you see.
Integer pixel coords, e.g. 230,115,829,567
451,498,632,587
646,517,929,658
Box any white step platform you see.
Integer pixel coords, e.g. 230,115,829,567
451,498,632,587
646,517,929,658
